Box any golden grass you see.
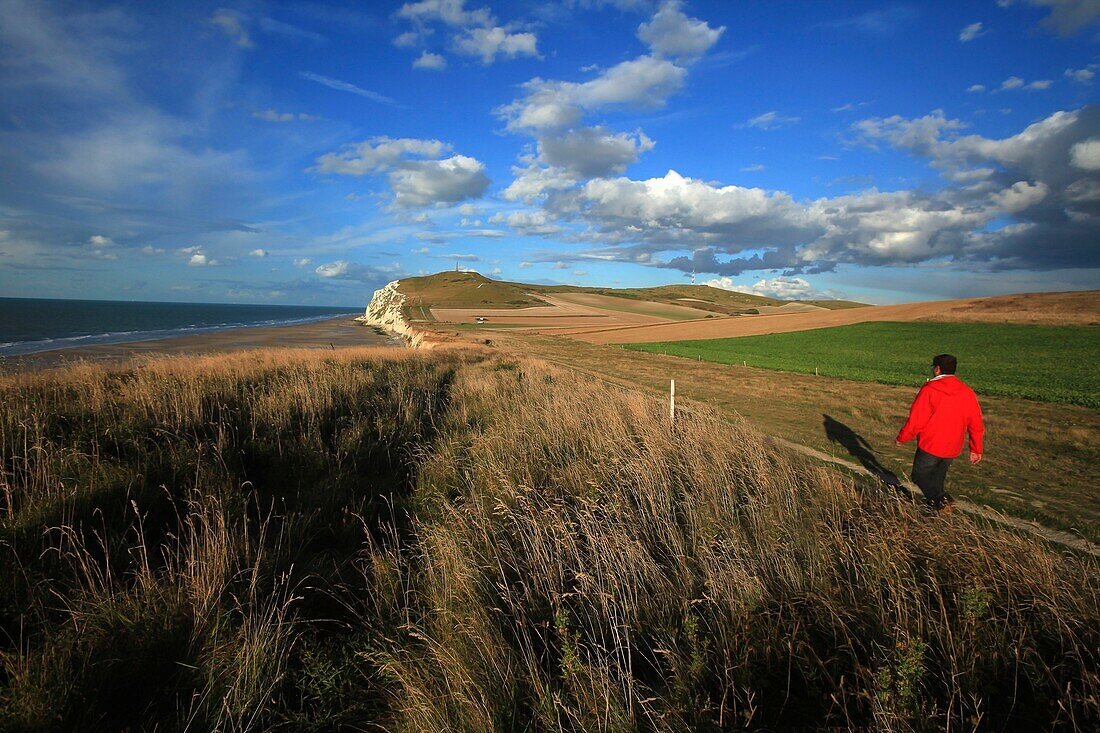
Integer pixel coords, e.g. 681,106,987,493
0,346,1096,730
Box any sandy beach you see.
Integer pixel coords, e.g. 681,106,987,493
0,316,401,374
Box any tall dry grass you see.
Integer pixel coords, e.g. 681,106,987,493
372,360,1099,731
0,349,1095,731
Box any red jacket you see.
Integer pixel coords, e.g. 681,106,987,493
897,375,984,459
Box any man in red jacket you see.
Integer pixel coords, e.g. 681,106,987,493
896,354,984,514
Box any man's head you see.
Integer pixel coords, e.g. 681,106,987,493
932,353,957,376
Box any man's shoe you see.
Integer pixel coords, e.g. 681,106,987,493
937,498,957,516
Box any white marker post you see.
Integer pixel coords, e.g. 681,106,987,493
670,379,676,424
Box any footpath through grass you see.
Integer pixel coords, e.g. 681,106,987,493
625,321,1100,408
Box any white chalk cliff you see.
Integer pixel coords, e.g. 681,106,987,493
361,280,427,346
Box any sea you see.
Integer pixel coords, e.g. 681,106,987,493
0,297,362,357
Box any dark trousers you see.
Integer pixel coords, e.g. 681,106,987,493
911,448,954,509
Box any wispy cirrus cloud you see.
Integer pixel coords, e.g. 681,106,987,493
299,71,402,106
959,21,986,42
743,110,800,130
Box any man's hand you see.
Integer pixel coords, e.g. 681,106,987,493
896,440,904,447
970,452,983,465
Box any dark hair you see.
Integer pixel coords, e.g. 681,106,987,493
932,354,957,375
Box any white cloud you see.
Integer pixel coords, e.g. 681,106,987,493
310,260,403,283
412,51,447,70
209,8,253,48
86,243,118,260
187,251,218,267
497,55,687,132
88,234,113,247
252,108,318,122
998,75,1052,91
572,169,814,244
856,108,1079,169
293,257,311,267
503,163,580,202
397,0,493,28
740,164,765,173
388,154,491,207
1066,66,1096,83
959,22,985,41
314,137,451,175
453,26,538,63
316,260,350,277
745,111,800,130
249,248,268,257
637,1,725,62
1071,139,1100,170
967,84,986,93
520,106,1100,276
853,110,967,155
500,210,564,236
538,126,654,178
393,30,422,48
706,275,826,300
396,0,539,65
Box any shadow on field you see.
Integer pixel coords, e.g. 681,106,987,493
822,414,906,491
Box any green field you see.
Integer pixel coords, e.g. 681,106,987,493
625,321,1100,408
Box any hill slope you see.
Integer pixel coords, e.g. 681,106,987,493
395,271,867,317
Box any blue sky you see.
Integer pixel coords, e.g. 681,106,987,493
0,0,1097,306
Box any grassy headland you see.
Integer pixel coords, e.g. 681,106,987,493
396,271,866,318
1,348,1096,730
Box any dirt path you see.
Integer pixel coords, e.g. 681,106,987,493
776,438,1100,557
521,349,1099,557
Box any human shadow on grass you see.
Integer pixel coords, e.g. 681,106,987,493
822,414,907,494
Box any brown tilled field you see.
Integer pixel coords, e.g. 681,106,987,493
554,290,1100,344
913,289,1100,325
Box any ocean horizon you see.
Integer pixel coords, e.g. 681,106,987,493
0,297,362,357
